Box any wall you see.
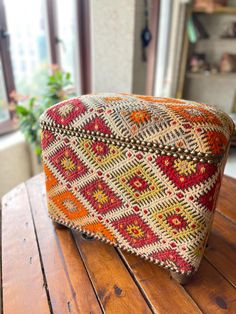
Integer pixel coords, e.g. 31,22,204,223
90,0,148,94
132,0,151,94
0,132,32,198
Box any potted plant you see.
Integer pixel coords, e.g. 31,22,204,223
11,65,74,173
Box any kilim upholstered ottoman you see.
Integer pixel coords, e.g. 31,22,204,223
40,93,234,284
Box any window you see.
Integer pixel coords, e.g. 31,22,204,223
0,56,9,122
55,0,81,93
4,0,50,97
0,0,89,129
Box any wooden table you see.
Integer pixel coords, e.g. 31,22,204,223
1,174,236,314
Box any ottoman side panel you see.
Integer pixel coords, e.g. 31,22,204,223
40,93,234,276
41,127,223,275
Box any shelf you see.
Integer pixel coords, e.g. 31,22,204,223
186,72,236,79
193,6,236,14
197,38,236,42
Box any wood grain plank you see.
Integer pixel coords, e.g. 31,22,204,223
118,250,202,314
72,231,152,314
217,175,236,223
1,183,50,314
205,230,236,288
26,174,102,314
185,258,236,314
203,210,236,288
212,212,236,250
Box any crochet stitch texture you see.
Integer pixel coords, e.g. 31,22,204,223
40,93,234,275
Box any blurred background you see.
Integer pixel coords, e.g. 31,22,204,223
0,0,236,197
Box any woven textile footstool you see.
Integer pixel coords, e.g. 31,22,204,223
40,93,234,284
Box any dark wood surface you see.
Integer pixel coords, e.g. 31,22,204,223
1,174,236,313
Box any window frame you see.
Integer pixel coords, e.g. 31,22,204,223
0,0,15,106
0,0,92,135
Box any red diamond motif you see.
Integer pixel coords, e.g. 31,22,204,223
80,179,123,214
91,141,109,156
112,214,159,248
46,98,87,125
156,156,217,190
83,117,111,134
129,175,149,192
167,214,188,231
50,146,87,181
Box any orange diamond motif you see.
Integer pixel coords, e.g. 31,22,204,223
52,190,88,220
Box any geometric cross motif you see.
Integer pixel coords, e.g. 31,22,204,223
50,146,88,182
46,98,87,125
116,164,162,203
83,117,112,134
115,106,168,137
80,138,122,167
156,156,217,190
112,214,159,248
151,201,205,241
129,109,151,125
80,178,123,214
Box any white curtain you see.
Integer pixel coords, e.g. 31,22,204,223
153,0,190,97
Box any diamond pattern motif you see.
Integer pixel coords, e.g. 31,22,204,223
151,201,204,241
112,214,159,248
41,93,233,275
51,146,88,182
80,179,123,214
115,164,162,203
46,98,87,125
51,190,88,220
80,138,123,167
156,156,217,190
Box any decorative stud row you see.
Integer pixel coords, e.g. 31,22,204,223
50,214,193,275
40,121,222,164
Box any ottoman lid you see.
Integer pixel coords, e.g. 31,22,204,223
40,93,234,163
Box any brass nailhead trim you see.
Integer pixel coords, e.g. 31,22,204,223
50,214,194,276
40,121,222,164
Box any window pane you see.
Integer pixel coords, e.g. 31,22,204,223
56,0,80,92
5,0,49,97
0,57,9,122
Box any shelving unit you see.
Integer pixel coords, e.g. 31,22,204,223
179,2,236,115
186,72,236,79
193,6,236,14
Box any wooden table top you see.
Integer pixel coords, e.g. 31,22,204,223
1,174,236,314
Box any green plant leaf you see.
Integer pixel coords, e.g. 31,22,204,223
16,66,74,158
66,72,71,80
16,105,29,116
29,97,36,109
